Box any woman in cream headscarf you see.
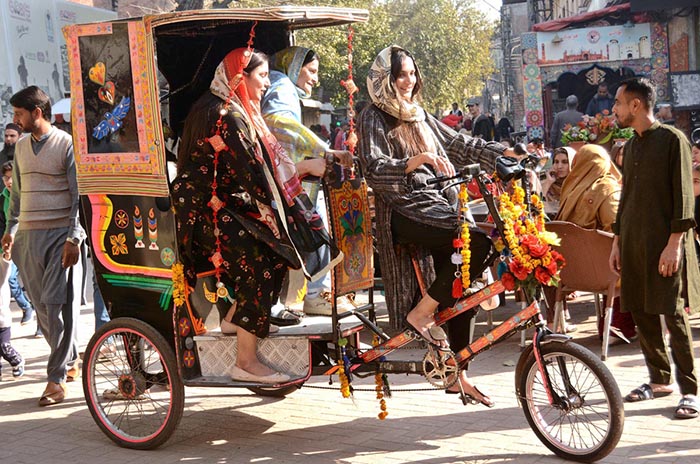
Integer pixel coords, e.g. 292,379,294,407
358,46,511,404
556,144,621,232
555,144,635,340
261,46,354,318
172,48,340,384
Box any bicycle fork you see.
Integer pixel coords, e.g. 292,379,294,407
532,326,577,409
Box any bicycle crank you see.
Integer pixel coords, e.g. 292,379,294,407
422,347,459,389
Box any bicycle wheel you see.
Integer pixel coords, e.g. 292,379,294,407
515,341,624,462
82,318,185,450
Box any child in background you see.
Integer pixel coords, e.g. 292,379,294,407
0,250,24,380
0,162,36,333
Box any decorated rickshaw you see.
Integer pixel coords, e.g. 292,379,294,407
64,8,623,462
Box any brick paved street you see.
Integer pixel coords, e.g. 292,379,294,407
1,290,699,464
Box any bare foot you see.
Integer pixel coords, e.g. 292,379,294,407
649,382,674,395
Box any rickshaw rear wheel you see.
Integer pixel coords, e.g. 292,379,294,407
83,317,185,450
248,385,302,397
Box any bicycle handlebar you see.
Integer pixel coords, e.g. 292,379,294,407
426,163,482,186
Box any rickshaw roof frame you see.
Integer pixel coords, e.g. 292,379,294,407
72,6,369,30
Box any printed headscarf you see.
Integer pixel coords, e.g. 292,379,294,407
366,45,425,123
210,47,303,206
270,46,315,98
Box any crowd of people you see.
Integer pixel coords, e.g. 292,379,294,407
0,39,697,421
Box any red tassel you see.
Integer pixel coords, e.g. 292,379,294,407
452,277,463,298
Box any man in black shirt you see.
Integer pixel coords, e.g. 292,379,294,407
468,99,494,141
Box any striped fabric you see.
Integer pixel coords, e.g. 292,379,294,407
357,104,505,328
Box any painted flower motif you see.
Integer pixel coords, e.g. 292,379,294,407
110,233,128,255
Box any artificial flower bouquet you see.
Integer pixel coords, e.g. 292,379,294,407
583,110,615,141
560,122,593,146
493,185,565,297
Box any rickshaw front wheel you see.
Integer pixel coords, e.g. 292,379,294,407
82,317,185,450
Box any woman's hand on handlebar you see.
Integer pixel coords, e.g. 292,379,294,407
326,149,354,168
405,152,455,177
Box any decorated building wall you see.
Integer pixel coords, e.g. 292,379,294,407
521,21,670,141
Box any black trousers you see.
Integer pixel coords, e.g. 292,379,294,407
391,213,493,352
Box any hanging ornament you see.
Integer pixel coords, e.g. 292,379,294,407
343,25,357,178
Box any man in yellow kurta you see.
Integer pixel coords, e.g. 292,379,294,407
610,77,699,419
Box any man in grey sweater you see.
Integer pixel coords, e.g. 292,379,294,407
550,95,584,148
2,86,83,406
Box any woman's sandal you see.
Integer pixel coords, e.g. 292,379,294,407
446,383,495,408
270,307,302,327
404,317,450,352
624,383,673,402
674,395,699,419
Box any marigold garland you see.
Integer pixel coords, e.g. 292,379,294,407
337,339,352,398
372,335,389,419
171,263,186,307
452,184,471,297
375,373,388,420
338,360,351,398
497,185,565,296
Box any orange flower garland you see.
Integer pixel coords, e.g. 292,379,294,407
375,372,388,420
373,334,389,419
452,184,471,297
338,358,351,398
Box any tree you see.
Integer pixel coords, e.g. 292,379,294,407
229,0,495,113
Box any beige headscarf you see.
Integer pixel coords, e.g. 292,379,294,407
367,45,425,123
555,144,622,231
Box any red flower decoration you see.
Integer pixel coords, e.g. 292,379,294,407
509,259,529,281
551,250,565,265
528,241,549,258
520,234,538,248
501,272,516,291
535,266,553,285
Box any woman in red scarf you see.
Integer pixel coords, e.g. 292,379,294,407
173,48,340,384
